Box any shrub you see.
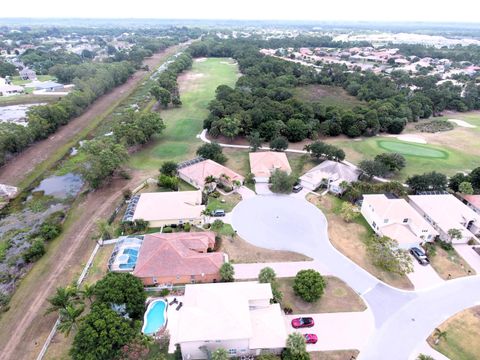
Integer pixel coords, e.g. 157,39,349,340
158,174,179,190
220,262,235,282
163,227,173,233
468,238,478,246
438,240,454,251
270,169,296,194
159,289,170,297
269,136,288,151
293,269,326,303
122,189,132,200
23,239,46,263
183,223,191,232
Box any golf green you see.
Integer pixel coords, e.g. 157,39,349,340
377,140,449,159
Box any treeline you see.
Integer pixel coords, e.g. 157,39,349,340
394,43,480,64
0,61,134,166
150,52,193,107
195,37,480,142
20,48,83,74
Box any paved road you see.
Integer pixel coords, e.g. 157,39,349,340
231,195,480,359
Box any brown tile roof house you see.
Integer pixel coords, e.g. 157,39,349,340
178,159,244,189
132,232,224,285
249,151,291,182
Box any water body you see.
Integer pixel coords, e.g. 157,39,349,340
0,103,45,126
33,173,84,199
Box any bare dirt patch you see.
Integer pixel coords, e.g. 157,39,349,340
307,194,414,290
278,276,366,314
429,245,475,280
219,234,311,264
0,46,184,188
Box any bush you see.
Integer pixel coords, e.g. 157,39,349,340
220,262,235,282
158,174,179,191
293,269,326,303
159,289,170,297
183,223,191,232
269,136,288,151
23,239,46,263
163,227,173,233
122,189,132,200
438,240,453,251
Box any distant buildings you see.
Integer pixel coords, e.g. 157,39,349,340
19,67,36,81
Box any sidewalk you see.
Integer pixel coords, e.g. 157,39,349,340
410,341,450,360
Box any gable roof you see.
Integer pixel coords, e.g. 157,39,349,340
132,191,204,222
133,232,223,279
462,194,480,210
178,159,244,188
249,151,291,178
300,160,360,185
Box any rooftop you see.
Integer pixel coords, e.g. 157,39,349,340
132,231,223,279
300,160,360,185
132,191,204,222
462,194,480,210
249,151,291,178
178,159,244,189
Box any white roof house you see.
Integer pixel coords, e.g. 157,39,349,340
131,191,205,227
409,194,480,243
173,282,287,359
300,160,360,193
361,194,438,248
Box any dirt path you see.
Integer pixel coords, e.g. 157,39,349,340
0,45,183,188
0,170,154,360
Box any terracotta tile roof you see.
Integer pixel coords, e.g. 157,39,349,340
249,151,291,178
178,159,244,189
133,232,223,279
463,195,480,210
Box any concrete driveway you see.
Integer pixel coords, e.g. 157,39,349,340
454,244,480,274
284,311,374,352
407,256,444,290
254,182,273,195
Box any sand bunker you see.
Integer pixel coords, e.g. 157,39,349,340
392,135,427,144
448,119,477,128
195,58,207,62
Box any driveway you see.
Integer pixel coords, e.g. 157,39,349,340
407,256,444,290
255,182,273,195
284,311,374,352
454,244,480,274
236,186,256,200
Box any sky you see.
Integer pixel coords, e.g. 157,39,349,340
1,0,480,23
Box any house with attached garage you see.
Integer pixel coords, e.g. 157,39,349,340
409,194,480,243
299,160,360,193
361,194,438,248
249,151,291,183
171,281,287,359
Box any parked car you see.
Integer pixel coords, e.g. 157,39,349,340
304,334,318,344
291,317,314,328
292,184,303,193
212,209,226,217
410,247,430,265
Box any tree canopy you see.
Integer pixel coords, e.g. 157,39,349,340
293,269,326,303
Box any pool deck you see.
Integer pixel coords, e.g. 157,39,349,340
166,295,185,353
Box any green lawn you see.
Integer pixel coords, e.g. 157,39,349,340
206,193,242,213
11,74,55,86
325,137,480,180
129,58,239,170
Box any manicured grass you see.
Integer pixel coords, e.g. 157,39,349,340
11,75,55,85
223,148,250,176
427,306,480,360
0,94,58,106
206,193,242,213
293,84,364,109
278,276,366,313
325,136,480,180
129,58,239,170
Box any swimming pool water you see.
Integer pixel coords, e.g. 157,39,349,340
142,299,167,335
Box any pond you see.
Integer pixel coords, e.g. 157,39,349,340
33,173,84,199
0,103,45,126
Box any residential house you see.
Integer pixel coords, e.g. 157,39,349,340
132,232,224,285
178,158,244,190
19,67,36,80
299,160,360,193
0,84,24,96
460,194,480,216
130,191,205,227
249,151,291,183
173,282,287,359
361,194,438,248
409,194,480,243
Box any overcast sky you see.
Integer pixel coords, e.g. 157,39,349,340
1,0,480,23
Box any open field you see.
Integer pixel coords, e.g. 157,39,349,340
308,193,414,290
129,58,239,170
293,84,364,109
325,136,480,180
0,93,59,106
278,276,366,314
427,306,480,360
11,74,55,85
0,46,186,189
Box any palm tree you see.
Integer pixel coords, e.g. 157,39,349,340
79,284,95,305
204,175,216,184
45,285,78,314
57,304,85,337
417,354,435,360
434,327,447,345
96,219,115,240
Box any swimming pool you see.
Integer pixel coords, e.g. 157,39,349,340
142,299,168,335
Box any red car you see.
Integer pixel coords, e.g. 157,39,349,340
304,334,318,344
291,317,314,328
